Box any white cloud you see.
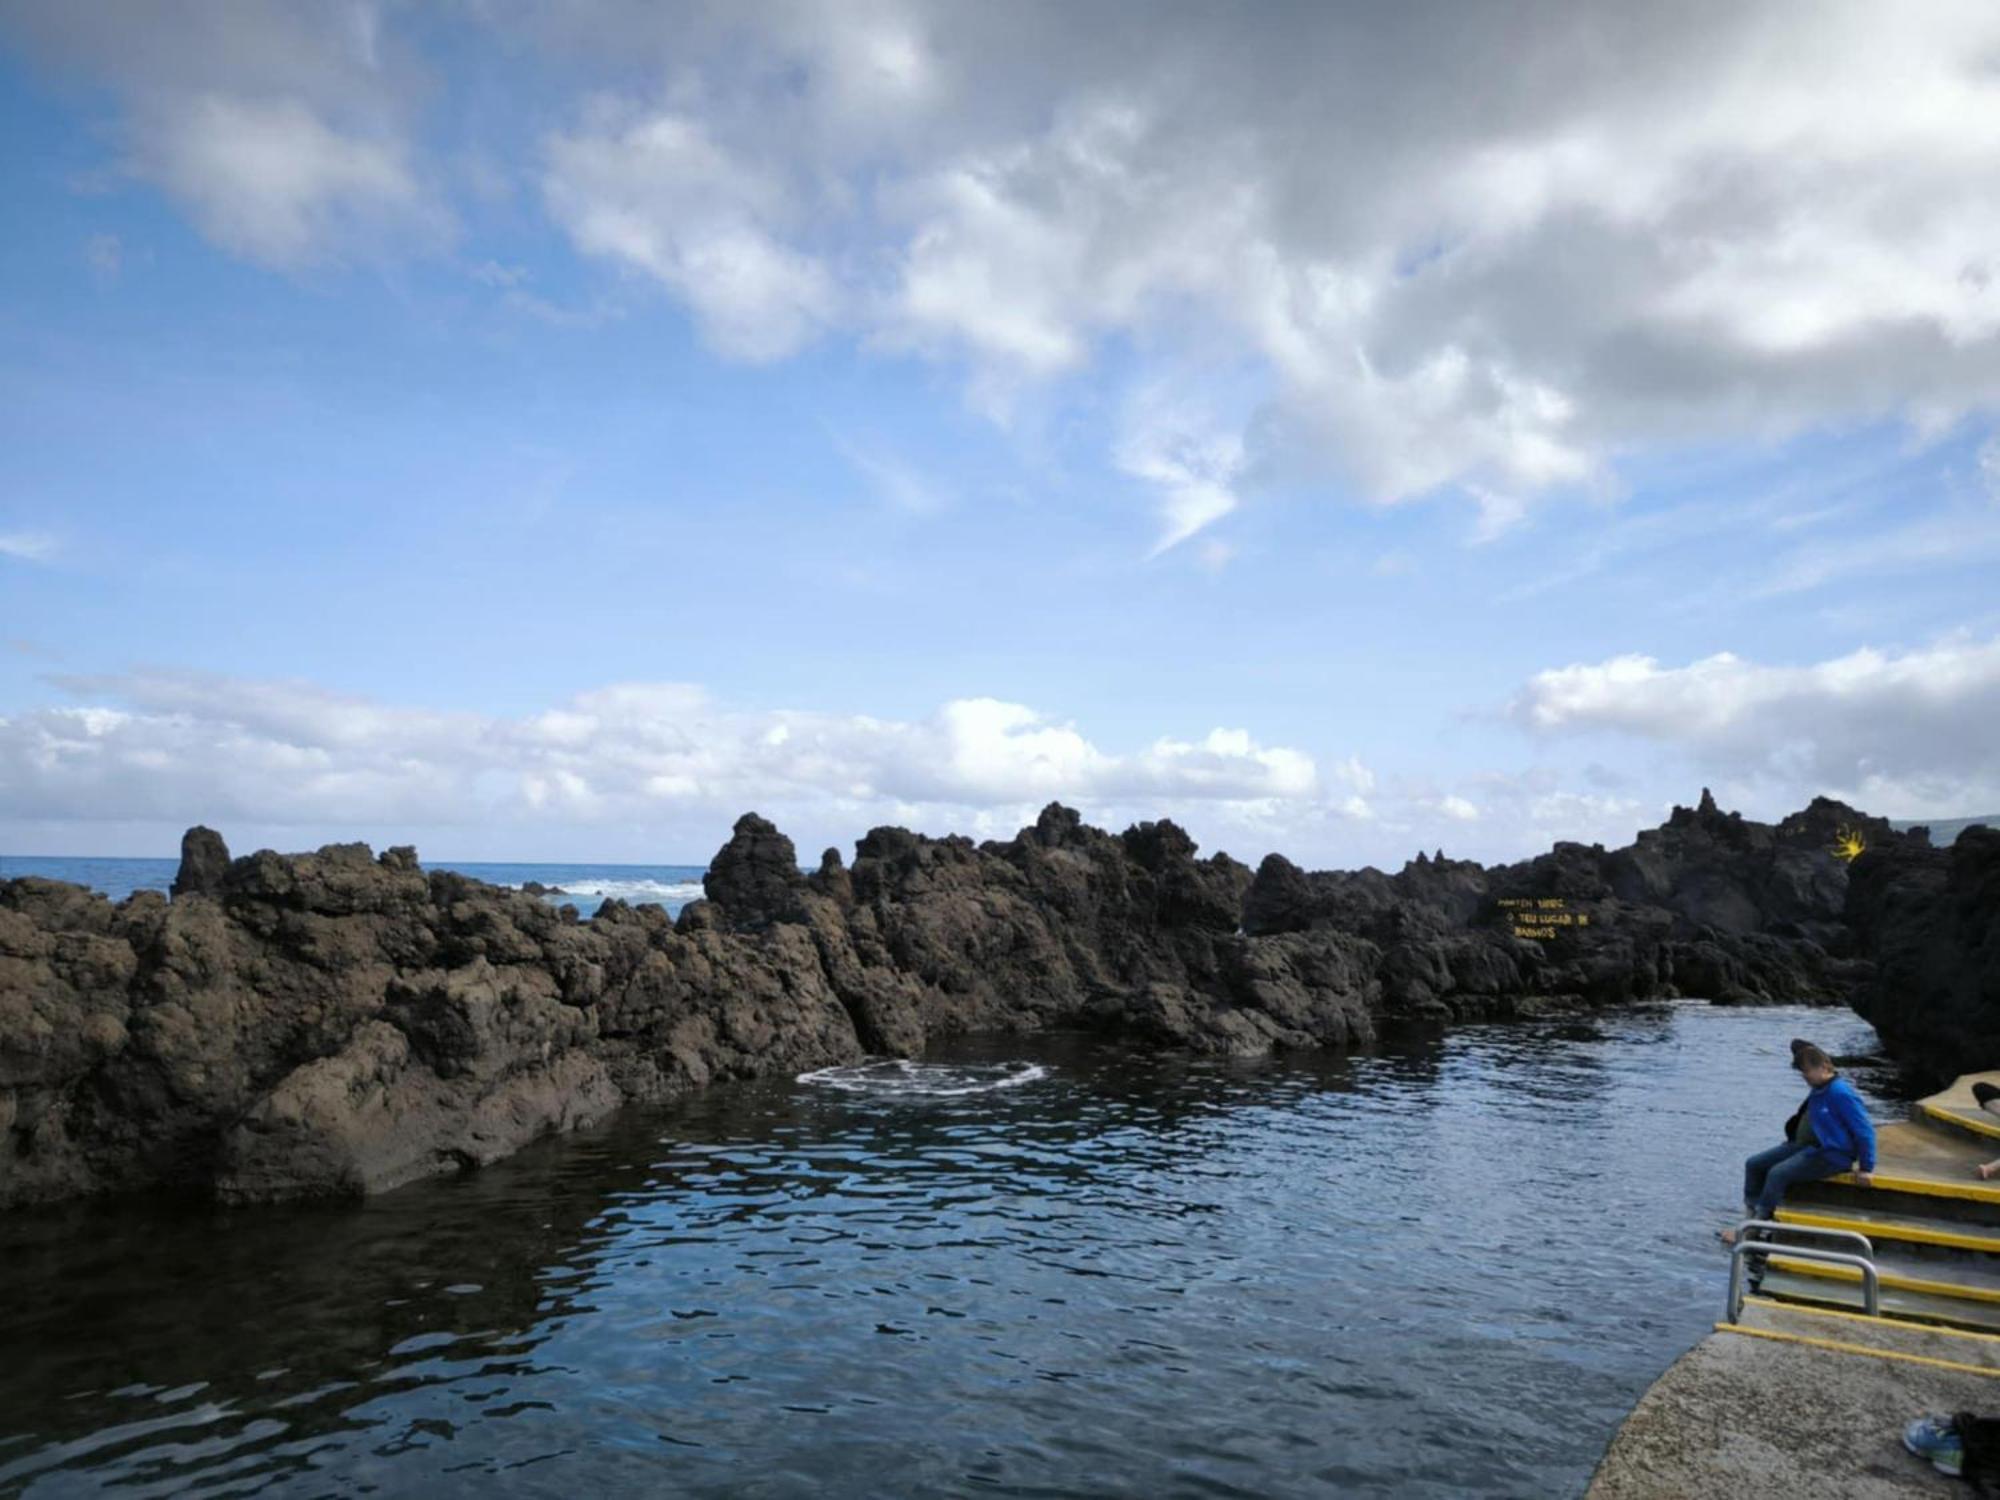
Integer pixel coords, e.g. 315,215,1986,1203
1757,504,2000,596
543,110,836,361
6,667,1854,866
1466,485,1530,545
24,4,2000,547
507,4,2000,548
1116,386,1247,554
0,671,1322,837
143,94,427,266
1330,755,1376,797
3,1,440,268
0,532,58,563
1425,769,1651,856
469,259,529,288
1507,634,2000,813
832,433,947,514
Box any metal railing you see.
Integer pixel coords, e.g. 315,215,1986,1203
1724,1220,1878,1323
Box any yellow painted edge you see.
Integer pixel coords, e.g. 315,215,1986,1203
1769,1255,2000,1306
1776,1208,2000,1254
1742,1295,2000,1346
1716,1322,2000,1379
1831,1168,2000,1205
1922,1101,2000,1142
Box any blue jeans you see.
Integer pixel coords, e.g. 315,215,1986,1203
1743,1140,1850,1221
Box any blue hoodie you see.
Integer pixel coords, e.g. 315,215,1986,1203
1806,1075,1877,1173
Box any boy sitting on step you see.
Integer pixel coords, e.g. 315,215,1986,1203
1720,1039,1876,1246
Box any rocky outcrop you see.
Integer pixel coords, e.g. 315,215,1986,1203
1844,823,2000,1088
0,833,863,1208
1243,789,1897,1016
0,792,1930,1208
169,825,230,899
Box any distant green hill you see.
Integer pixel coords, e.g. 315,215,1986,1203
1891,815,1998,844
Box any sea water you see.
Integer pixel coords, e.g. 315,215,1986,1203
0,1004,1888,1498
0,856,707,919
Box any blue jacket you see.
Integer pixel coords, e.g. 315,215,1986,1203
1805,1075,1877,1173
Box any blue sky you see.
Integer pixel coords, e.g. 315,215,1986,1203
3,3,1999,867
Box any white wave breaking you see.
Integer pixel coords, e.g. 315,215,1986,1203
796,1059,1049,1097
516,878,705,904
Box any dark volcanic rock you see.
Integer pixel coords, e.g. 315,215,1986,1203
0,792,1956,1209
170,826,231,899
1845,824,2000,1088
0,839,862,1207
703,813,805,929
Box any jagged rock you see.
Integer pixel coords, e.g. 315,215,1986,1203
703,813,804,928
1243,854,1318,936
1845,825,2000,1088
0,791,1967,1208
170,826,230,899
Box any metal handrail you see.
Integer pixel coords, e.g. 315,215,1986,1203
1732,1218,1873,1256
1726,1235,1879,1323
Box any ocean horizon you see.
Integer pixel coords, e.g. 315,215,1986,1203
0,855,709,920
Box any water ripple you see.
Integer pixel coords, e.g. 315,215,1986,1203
0,1004,1886,1498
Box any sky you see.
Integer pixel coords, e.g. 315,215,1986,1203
3,1,1999,870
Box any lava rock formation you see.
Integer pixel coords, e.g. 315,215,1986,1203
0,792,1958,1207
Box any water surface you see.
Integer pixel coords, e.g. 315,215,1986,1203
0,1003,1885,1498
0,857,706,918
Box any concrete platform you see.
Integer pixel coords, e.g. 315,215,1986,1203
1592,1070,2000,1495
1586,1315,1996,1498
1918,1071,2000,1145
1824,1122,2000,1204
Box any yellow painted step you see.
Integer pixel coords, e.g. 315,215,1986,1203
1810,1120,2000,1205
1769,1252,2000,1305
1741,1294,2000,1358
1755,1267,2000,1333
1917,1071,2000,1144
1717,1320,2000,1378
1776,1204,2000,1254
1921,1101,2000,1144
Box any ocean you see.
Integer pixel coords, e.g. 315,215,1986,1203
0,856,707,920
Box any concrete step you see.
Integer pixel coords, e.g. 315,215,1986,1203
1736,1294,2000,1373
1787,1121,2000,1226
1918,1102,2000,1148
1769,1241,2000,1307
1777,1203,2000,1255
1913,1070,2000,1147
1755,1266,2000,1334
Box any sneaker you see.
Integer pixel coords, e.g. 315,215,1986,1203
1905,1415,1964,1476
1976,1080,2000,1114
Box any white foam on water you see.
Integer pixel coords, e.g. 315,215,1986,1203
515,878,706,904
796,1059,1049,1097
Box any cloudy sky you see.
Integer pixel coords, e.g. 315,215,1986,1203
3,1,1999,869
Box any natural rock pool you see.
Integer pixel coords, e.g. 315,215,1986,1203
0,1003,1887,1498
